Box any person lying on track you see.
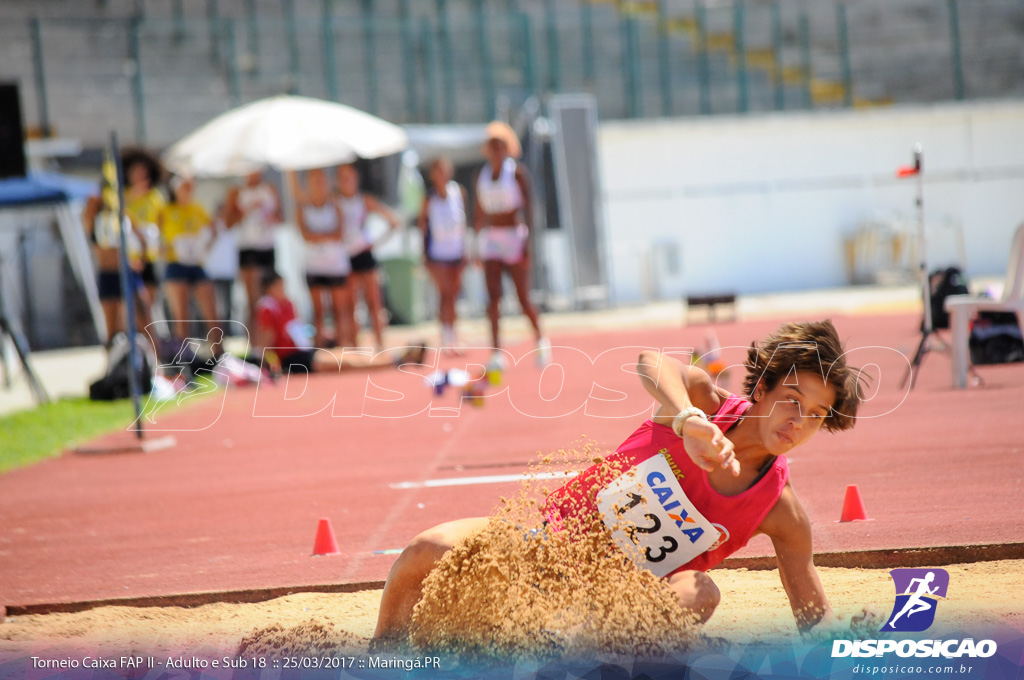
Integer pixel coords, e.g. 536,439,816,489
371,319,864,645
251,271,425,374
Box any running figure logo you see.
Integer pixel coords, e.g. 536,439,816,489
882,568,949,632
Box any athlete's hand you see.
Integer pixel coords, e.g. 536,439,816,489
681,417,740,476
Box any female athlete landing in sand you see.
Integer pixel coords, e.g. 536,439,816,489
372,319,864,644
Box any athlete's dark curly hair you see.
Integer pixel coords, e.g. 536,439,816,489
120,147,164,189
742,319,864,432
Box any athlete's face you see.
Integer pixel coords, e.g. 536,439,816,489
174,178,194,204
337,165,359,196
485,137,508,163
245,171,262,187
429,160,452,190
127,163,150,190
307,169,329,202
750,371,835,455
268,279,287,301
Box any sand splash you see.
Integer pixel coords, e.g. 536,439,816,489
407,442,703,662
237,620,366,658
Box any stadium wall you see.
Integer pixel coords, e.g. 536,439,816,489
598,99,1024,302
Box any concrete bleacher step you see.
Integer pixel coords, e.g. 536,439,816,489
3,0,1023,145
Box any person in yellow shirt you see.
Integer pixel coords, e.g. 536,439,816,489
158,176,217,342
121,148,165,328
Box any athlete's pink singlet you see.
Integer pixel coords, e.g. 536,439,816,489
544,394,789,575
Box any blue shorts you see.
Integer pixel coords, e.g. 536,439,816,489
165,263,208,284
97,270,143,301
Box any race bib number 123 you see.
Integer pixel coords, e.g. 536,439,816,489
596,454,720,578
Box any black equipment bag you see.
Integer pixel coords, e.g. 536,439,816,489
969,310,1024,365
929,267,969,330
89,333,155,400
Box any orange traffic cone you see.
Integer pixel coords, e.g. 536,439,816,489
839,484,872,522
312,517,340,555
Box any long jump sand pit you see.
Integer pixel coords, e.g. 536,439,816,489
2,560,1021,660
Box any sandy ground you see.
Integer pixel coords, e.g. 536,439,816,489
1,560,1020,660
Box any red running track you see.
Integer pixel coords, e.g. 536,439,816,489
1,312,1022,608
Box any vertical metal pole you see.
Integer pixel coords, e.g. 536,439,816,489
837,3,853,107
436,0,455,123
581,1,595,86
799,11,812,110
284,0,300,95
657,0,672,116
322,0,339,101
916,146,930,336
29,18,51,137
207,0,220,63
128,18,147,144
734,0,748,113
172,0,185,44
474,0,495,119
110,133,144,440
245,0,260,74
696,0,711,115
948,0,965,100
399,0,418,120
771,0,784,110
544,0,561,92
362,0,379,114
519,11,537,97
225,19,241,107
621,15,641,119
421,17,439,124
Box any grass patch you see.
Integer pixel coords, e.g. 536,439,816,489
0,374,219,474
0,398,138,473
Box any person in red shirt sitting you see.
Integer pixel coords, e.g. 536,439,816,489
254,272,425,373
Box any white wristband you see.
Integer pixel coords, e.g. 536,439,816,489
672,406,708,437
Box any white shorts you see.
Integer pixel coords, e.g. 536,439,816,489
305,242,351,277
479,224,528,265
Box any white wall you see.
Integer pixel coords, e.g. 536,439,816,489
598,99,1024,302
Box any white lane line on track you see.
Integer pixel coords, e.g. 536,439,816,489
390,470,578,490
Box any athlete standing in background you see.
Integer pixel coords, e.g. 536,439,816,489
335,164,401,350
157,176,217,343
227,171,283,331
475,122,548,368
81,188,145,342
292,169,351,348
122,148,165,330
419,157,469,353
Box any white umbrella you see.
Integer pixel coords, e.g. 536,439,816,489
163,95,408,177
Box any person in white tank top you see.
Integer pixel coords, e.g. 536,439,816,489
335,164,402,350
418,157,469,353
226,171,283,331
81,190,147,343
474,121,549,367
290,168,352,348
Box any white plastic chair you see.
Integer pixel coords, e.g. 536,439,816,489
945,223,1024,388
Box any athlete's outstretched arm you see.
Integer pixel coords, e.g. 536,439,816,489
762,485,833,634
636,351,722,422
636,352,737,474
